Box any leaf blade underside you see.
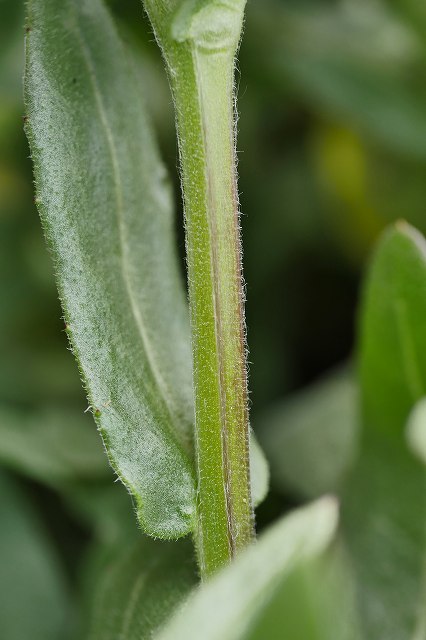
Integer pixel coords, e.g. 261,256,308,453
25,0,196,538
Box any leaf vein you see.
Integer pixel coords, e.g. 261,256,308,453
71,4,188,450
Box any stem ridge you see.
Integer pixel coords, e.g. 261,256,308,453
144,0,252,578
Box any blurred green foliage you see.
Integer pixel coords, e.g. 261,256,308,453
2,0,426,637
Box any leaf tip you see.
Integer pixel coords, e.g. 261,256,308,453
392,219,426,249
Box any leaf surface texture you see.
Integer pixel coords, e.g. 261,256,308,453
25,0,196,538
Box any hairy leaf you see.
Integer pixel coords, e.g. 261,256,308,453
25,0,196,538
0,470,70,640
343,222,426,638
258,368,358,498
157,498,348,640
84,537,197,640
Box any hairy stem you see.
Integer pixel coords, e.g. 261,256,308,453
175,48,253,577
144,0,253,578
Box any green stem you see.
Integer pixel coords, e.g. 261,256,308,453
175,48,254,577
144,1,253,578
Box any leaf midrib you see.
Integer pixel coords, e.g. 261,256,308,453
70,1,190,455
394,296,425,401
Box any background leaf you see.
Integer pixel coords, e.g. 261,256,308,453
248,1,426,159
157,498,352,640
359,223,426,437
342,222,426,638
258,368,358,499
25,0,196,538
0,404,109,488
0,470,71,640
83,537,197,640
406,397,426,464
249,431,269,507
0,0,24,102
242,545,360,640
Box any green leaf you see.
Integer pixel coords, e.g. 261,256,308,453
258,368,358,498
0,470,71,640
359,222,426,437
0,404,109,488
25,0,196,538
0,405,142,545
343,441,426,639
249,430,269,507
389,0,426,41
406,397,426,464
242,545,360,640
84,537,197,640
65,481,140,546
342,222,426,637
157,498,345,640
249,2,426,159
0,0,24,102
